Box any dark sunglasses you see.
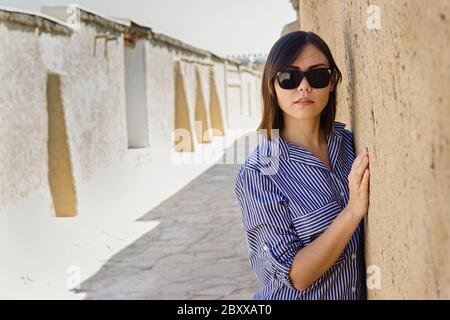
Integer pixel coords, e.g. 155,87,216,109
276,67,333,89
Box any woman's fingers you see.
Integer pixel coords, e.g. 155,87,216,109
355,154,369,187
349,147,370,190
357,155,368,174
360,168,370,191
352,147,368,171
347,147,371,218
352,152,364,170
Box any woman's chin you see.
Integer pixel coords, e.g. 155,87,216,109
284,108,319,120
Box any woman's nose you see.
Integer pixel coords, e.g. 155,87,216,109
297,77,312,92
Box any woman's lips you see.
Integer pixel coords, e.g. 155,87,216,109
294,100,314,106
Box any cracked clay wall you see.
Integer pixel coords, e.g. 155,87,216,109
295,0,450,298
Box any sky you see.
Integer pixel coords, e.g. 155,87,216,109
0,0,297,56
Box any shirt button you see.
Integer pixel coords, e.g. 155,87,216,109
351,253,356,260
352,287,356,293
340,191,345,197
263,245,268,252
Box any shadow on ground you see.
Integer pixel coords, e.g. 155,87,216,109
79,136,259,299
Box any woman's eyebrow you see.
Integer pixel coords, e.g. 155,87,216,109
307,63,328,69
288,63,328,70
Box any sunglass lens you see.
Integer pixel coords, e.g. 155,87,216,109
277,71,302,89
306,68,332,88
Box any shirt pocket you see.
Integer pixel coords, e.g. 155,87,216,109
291,200,347,265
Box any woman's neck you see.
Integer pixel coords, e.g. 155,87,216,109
280,116,325,151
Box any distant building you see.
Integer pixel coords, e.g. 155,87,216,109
0,4,262,219
225,53,267,72
281,0,300,35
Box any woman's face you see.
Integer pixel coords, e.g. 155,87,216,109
274,43,334,122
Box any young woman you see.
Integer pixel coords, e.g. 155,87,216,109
234,31,370,300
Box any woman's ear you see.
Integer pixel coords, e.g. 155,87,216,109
329,73,336,92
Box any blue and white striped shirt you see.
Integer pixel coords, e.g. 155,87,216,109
234,121,366,300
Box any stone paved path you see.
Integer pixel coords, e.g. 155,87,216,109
80,142,259,299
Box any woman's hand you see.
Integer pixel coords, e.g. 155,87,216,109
346,147,370,221
289,147,371,290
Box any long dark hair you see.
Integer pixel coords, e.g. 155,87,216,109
258,31,342,140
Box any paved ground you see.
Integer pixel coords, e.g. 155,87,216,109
79,144,259,299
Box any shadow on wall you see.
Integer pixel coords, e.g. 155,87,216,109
195,67,211,144
174,61,195,152
174,62,226,152
46,73,78,217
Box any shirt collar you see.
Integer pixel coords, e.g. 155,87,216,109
259,121,346,172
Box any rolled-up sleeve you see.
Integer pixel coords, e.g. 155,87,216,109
234,167,304,290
